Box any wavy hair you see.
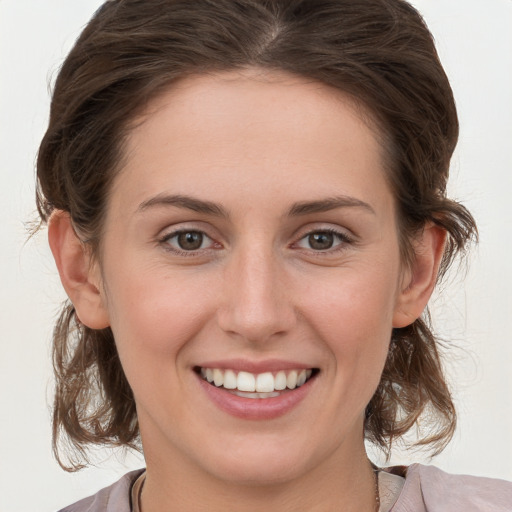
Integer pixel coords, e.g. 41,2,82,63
36,0,477,470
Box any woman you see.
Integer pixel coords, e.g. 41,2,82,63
36,0,511,510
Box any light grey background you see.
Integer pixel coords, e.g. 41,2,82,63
1,1,511,511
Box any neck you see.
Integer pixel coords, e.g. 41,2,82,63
141,433,377,512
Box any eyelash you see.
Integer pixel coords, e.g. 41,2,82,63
158,227,354,256
158,229,218,257
292,228,354,255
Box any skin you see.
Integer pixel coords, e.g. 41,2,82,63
49,69,445,511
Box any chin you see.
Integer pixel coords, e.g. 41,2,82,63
193,434,329,487
208,455,311,487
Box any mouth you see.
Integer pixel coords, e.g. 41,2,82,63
195,367,319,399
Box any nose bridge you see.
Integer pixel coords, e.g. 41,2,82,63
218,238,294,342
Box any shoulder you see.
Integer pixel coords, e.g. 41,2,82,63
392,464,512,512
58,469,145,512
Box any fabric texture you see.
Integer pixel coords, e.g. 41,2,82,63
392,464,512,511
57,465,512,512
378,470,406,511
130,472,145,512
58,469,144,512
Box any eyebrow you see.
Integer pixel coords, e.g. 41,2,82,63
137,194,229,217
136,193,375,217
287,196,375,216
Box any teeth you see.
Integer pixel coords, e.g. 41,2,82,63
274,371,287,390
296,370,307,387
223,369,237,389
234,391,281,399
199,367,315,394
256,372,274,392
287,370,298,389
237,371,256,392
213,368,224,387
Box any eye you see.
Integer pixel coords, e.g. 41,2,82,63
161,230,214,252
295,229,349,251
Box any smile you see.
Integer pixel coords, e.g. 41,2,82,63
198,367,316,398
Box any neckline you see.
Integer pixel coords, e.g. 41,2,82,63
129,468,406,512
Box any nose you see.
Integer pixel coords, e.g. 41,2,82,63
216,243,296,344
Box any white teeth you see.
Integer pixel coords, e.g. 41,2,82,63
199,367,315,394
287,370,298,389
213,368,224,387
237,371,256,392
223,369,237,389
256,372,274,392
234,391,281,399
274,371,287,391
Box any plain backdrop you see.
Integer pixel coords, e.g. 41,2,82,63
1,1,511,511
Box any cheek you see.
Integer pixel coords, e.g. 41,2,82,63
104,266,215,362
102,267,219,420
299,260,399,375
305,262,398,329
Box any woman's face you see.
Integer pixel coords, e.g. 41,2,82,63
96,70,408,484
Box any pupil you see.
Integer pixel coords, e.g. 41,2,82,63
178,232,203,250
309,232,333,250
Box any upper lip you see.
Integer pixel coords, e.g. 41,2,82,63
195,359,317,374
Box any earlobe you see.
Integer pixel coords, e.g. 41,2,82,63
392,224,447,328
48,210,110,329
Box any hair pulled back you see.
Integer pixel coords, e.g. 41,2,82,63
37,0,477,470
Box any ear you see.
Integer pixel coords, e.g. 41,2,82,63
48,210,110,329
393,224,447,328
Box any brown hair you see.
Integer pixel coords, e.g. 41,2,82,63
37,0,477,471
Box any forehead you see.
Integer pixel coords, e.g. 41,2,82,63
133,69,382,151
112,69,392,216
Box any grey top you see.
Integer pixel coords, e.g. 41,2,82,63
58,464,512,512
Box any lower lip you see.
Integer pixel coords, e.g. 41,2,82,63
197,373,316,420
